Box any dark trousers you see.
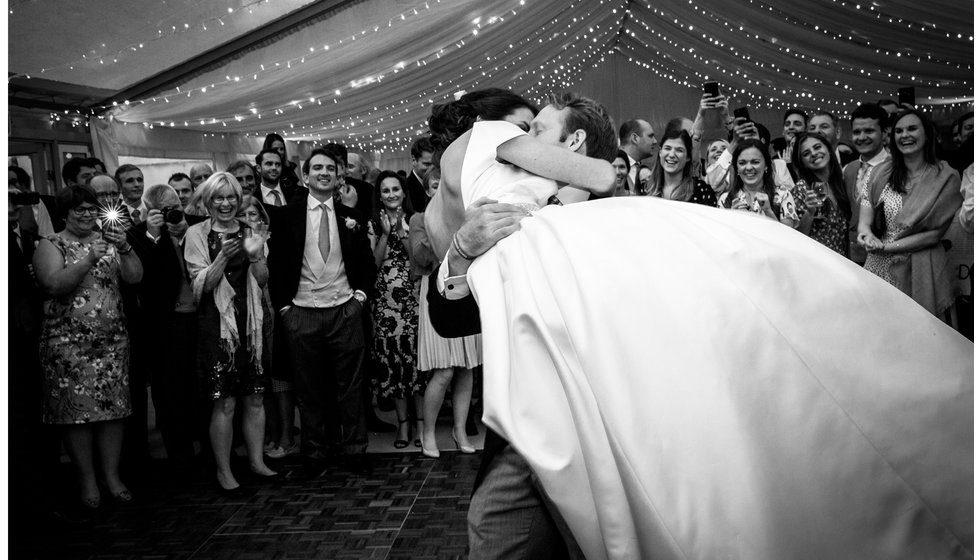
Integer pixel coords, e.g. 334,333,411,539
282,299,368,458
122,320,150,476
151,311,203,467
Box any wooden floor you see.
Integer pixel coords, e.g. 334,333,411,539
13,450,480,560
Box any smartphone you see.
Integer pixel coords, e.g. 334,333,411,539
898,86,915,106
703,81,720,97
733,107,751,123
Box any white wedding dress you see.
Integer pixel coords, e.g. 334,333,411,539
459,121,973,560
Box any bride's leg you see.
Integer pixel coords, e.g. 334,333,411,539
451,367,474,448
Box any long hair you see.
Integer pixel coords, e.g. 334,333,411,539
725,139,777,215
371,170,414,236
428,88,538,155
790,132,850,222
888,109,940,195
262,133,288,160
239,194,270,225
648,129,694,201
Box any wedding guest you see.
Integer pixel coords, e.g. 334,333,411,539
791,133,851,256
184,173,277,494
34,185,143,508
369,171,423,448
857,109,963,318
719,139,804,227
647,130,716,206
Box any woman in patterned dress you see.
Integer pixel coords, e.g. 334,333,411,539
718,138,806,228
184,173,277,494
790,132,851,256
369,171,422,448
34,185,143,508
857,109,962,317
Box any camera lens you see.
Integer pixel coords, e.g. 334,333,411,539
164,208,184,224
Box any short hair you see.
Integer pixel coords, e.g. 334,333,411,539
168,172,192,185
546,92,619,162
197,172,243,210
143,184,178,210
89,158,107,173
189,162,213,175
783,108,808,124
88,173,119,192
62,157,95,185
255,149,282,167
226,160,257,177
850,102,890,130
113,163,142,185
55,185,99,220
239,194,270,225
302,148,345,175
664,117,693,136
9,165,32,190
410,136,434,159
877,98,899,108
322,142,349,162
809,110,839,127
618,119,648,144
754,123,772,145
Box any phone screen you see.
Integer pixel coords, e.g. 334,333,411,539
703,82,719,97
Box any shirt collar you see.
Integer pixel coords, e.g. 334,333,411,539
307,194,335,211
261,184,283,196
862,147,891,166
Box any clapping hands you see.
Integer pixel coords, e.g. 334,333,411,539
244,223,269,259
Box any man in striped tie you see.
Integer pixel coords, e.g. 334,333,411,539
257,149,292,208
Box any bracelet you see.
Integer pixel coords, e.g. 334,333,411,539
451,233,474,260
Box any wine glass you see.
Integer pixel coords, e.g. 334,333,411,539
809,182,829,219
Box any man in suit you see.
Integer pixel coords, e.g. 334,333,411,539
619,118,657,192
127,183,206,481
266,148,377,476
257,149,306,208
842,103,891,265
8,186,65,522
405,136,434,212
428,93,619,559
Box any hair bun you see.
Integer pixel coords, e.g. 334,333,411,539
428,99,479,152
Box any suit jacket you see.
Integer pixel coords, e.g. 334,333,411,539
405,171,429,212
266,195,377,311
9,227,43,336
345,178,374,219
127,222,184,326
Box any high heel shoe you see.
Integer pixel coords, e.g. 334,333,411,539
394,418,410,449
420,435,440,459
453,431,476,454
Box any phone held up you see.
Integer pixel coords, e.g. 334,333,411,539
898,86,915,107
702,81,720,97
733,106,751,124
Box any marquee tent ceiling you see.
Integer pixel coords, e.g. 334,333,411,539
8,0,974,153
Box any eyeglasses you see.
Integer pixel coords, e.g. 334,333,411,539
212,196,238,205
71,206,99,216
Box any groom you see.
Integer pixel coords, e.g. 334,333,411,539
428,93,618,559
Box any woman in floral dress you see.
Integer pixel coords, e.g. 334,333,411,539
369,171,422,448
35,185,143,508
790,132,851,256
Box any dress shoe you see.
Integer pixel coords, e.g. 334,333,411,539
420,436,440,459
453,432,476,454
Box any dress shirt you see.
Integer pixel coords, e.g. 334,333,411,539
260,184,287,207
122,201,147,224
292,195,355,308
855,148,891,203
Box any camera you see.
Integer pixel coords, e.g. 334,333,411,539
164,208,185,224
9,191,40,206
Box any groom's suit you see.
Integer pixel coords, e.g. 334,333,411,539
267,195,376,459
426,270,583,559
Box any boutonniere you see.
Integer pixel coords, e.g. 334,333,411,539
344,217,360,232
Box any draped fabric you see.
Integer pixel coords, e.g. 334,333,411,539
469,198,973,560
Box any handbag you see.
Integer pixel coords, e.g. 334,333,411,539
870,199,887,239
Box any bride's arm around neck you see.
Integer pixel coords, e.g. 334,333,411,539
424,130,470,260
497,134,616,197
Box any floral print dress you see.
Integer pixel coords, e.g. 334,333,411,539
40,236,132,424
371,228,421,399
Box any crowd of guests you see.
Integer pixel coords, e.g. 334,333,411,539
8,93,973,520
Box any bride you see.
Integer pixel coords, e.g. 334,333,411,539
424,89,973,560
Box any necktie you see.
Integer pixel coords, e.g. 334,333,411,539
633,165,641,195
131,207,142,225
271,190,283,207
318,204,331,262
